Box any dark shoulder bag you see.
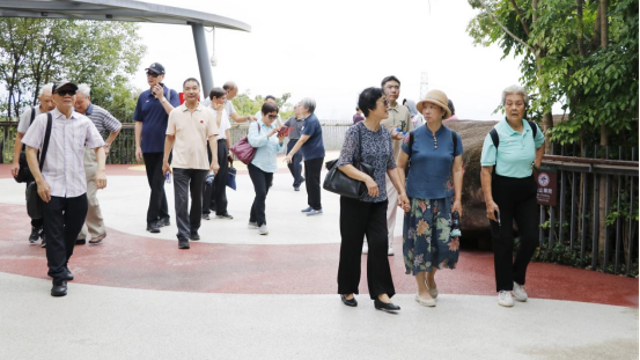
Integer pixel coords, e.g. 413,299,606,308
14,107,37,183
26,113,53,220
323,123,375,199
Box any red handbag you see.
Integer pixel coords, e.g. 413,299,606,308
229,123,260,165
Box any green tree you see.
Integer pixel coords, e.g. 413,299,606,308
467,0,638,148
231,91,294,122
0,18,146,122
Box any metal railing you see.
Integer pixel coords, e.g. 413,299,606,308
0,121,353,164
538,144,638,276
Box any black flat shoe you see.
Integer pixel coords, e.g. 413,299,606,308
178,240,190,249
190,233,200,241
75,238,86,245
64,269,74,281
340,294,357,307
374,298,400,312
51,279,67,297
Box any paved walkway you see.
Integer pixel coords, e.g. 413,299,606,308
0,163,637,359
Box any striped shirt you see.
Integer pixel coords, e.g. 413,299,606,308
22,108,105,198
85,102,122,135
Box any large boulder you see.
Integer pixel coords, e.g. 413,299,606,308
444,120,498,238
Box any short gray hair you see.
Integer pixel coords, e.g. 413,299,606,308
39,83,53,97
501,84,529,107
77,83,91,98
299,97,316,114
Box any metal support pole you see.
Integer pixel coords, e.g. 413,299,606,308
191,23,214,98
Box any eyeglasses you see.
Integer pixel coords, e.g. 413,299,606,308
378,100,390,107
146,72,159,78
56,90,76,96
267,114,278,119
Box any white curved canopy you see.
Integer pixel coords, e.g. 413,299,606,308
0,0,251,32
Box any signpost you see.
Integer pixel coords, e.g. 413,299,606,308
536,167,558,206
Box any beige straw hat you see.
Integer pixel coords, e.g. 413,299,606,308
416,90,451,119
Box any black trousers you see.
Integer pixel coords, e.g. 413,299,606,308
212,140,230,215
25,183,43,228
490,174,540,292
286,140,304,187
304,157,324,210
248,163,273,227
143,152,170,224
43,194,88,280
173,168,206,240
337,197,395,299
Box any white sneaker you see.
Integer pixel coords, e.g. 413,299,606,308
415,294,436,307
387,247,395,256
498,290,514,307
362,240,369,255
512,282,528,302
248,222,258,229
258,225,269,235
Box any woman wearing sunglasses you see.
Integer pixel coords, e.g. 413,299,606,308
247,102,286,235
336,87,409,312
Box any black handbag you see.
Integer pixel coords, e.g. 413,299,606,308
14,106,37,184
323,123,375,199
26,113,53,220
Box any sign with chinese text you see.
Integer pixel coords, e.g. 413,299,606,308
536,167,558,206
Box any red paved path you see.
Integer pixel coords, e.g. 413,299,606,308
0,200,637,307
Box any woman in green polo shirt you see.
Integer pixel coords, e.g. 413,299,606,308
480,84,545,308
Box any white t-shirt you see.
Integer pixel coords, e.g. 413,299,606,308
17,106,43,134
212,108,231,140
224,100,237,118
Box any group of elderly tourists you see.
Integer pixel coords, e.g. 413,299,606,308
11,65,544,309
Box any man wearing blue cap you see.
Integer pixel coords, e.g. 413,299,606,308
134,63,181,233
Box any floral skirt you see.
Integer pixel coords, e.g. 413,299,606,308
403,197,460,275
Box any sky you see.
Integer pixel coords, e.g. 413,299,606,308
131,0,540,121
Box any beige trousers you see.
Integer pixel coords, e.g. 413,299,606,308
385,173,398,248
77,148,105,240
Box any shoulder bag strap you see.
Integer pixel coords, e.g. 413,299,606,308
450,130,458,155
527,120,538,139
490,128,499,150
29,106,36,125
39,113,53,172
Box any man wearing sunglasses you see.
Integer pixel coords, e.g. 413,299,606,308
22,80,107,296
134,63,181,234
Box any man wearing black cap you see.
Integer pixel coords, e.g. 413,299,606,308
22,80,107,296
134,63,181,233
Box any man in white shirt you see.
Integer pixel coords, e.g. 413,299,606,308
222,81,256,123
22,80,107,296
11,83,55,245
202,87,233,220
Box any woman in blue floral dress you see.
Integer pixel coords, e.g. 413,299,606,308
396,89,464,307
